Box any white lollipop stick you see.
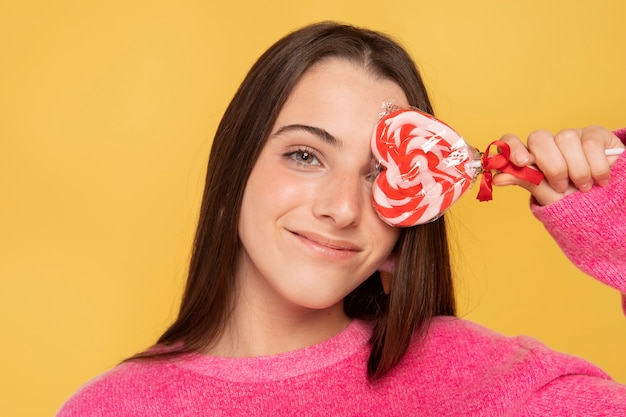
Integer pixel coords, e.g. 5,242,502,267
605,148,625,156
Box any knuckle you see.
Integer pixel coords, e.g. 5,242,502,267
498,133,518,144
581,125,609,145
554,129,580,147
526,129,552,146
584,124,604,132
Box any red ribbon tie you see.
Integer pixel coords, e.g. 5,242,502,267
477,140,544,202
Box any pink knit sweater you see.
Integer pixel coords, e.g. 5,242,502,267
532,133,626,313
57,152,626,416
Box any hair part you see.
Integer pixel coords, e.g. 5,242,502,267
129,21,455,381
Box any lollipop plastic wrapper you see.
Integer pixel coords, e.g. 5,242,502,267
371,105,544,227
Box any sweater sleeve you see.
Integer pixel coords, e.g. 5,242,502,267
531,151,626,311
614,127,626,145
423,318,626,416
520,374,626,416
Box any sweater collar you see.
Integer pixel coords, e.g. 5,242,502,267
171,320,372,382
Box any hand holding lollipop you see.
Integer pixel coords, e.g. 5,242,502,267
371,106,624,227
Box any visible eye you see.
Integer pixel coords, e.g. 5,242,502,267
286,147,321,166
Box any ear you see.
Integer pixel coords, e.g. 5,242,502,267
379,271,393,294
378,254,396,295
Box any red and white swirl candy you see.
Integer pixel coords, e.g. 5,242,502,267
371,107,482,227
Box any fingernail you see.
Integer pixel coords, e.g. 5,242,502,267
493,181,511,187
598,178,610,187
555,180,569,192
579,183,592,192
513,151,530,165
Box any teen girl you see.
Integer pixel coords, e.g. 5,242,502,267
57,22,626,416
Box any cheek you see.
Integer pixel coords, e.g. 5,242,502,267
373,218,402,254
244,166,313,217
364,189,401,236
384,227,401,252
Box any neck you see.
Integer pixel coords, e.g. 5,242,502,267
206,290,351,358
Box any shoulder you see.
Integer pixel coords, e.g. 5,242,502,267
56,359,184,416
407,317,537,369
393,317,611,394
376,317,625,414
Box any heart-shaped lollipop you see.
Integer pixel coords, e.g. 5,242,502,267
371,107,483,226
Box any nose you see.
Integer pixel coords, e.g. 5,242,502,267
313,171,363,228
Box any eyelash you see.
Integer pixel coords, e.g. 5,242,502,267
285,147,321,166
283,147,384,182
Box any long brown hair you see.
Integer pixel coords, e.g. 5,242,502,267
133,21,455,380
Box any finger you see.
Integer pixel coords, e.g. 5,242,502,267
492,172,574,206
553,129,593,192
527,130,569,193
497,133,534,166
580,126,622,187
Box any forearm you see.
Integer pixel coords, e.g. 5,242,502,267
531,153,626,295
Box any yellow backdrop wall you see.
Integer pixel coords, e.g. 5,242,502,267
1,1,624,415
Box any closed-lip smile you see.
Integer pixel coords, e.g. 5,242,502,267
289,230,362,257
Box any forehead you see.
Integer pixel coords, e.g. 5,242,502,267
274,58,409,137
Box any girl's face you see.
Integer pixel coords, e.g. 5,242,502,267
237,58,406,315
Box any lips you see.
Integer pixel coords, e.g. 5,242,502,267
289,230,362,258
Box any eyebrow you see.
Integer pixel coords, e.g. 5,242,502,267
272,124,342,148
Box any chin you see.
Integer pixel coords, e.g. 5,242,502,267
284,286,354,311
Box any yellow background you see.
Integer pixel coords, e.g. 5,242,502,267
1,1,624,415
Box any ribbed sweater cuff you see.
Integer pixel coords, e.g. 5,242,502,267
614,127,626,144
